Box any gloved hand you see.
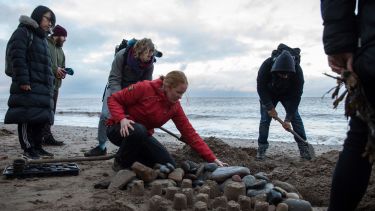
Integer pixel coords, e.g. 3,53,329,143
282,121,292,131
267,108,278,118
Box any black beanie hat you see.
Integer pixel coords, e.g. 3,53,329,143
271,50,296,73
31,5,56,26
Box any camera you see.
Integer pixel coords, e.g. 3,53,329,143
64,68,74,76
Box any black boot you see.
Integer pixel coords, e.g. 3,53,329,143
297,142,313,160
42,135,64,146
256,144,269,160
35,147,54,158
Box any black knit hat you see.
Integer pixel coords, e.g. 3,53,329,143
31,5,56,26
271,50,296,73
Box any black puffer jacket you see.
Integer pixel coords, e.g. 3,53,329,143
4,15,54,124
321,0,375,54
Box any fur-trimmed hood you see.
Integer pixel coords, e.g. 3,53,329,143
19,15,39,29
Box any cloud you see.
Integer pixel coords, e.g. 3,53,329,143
0,0,331,98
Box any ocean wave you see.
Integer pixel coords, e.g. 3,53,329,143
57,111,100,117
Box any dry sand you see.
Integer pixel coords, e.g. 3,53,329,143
0,123,374,210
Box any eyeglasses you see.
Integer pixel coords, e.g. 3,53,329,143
43,15,52,23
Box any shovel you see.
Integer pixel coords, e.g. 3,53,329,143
273,116,316,158
12,154,116,174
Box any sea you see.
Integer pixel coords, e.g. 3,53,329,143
0,97,348,145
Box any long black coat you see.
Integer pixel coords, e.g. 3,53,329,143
4,16,54,124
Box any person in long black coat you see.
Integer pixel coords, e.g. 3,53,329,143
321,0,375,210
5,5,56,159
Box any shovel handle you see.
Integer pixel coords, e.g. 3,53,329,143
26,154,116,164
159,126,182,141
273,116,307,143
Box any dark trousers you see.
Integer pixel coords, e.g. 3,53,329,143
328,46,375,211
18,123,45,150
42,89,58,138
107,123,176,168
258,99,306,147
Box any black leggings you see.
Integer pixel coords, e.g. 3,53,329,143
328,116,373,211
107,123,176,168
17,123,44,150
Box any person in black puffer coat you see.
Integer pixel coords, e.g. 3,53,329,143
5,5,56,159
321,1,375,210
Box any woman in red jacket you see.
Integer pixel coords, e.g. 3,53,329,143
106,70,226,170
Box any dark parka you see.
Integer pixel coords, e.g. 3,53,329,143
4,15,55,125
256,45,304,121
321,0,375,55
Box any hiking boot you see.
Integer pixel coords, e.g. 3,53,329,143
43,135,65,146
256,144,268,161
297,142,313,160
23,148,40,160
112,158,124,172
35,147,54,158
84,146,107,157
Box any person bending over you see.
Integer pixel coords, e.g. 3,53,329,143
106,70,227,170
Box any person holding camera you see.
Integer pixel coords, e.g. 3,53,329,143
41,24,69,146
84,38,161,157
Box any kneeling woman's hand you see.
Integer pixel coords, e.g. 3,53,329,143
120,118,135,137
214,158,228,167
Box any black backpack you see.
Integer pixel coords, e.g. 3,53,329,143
5,27,33,77
271,43,301,65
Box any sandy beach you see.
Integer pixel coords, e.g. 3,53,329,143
0,123,374,210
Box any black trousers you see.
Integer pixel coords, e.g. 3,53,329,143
17,123,45,150
328,45,375,211
107,123,176,168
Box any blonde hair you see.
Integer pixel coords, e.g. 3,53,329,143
161,70,188,88
133,38,155,59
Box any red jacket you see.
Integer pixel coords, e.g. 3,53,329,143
107,78,217,162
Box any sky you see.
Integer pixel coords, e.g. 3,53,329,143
0,0,335,98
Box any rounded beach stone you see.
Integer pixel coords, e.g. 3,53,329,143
276,202,288,211
242,174,256,189
283,198,312,211
266,189,283,205
254,172,270,182
286,192,300,199
231,174,242,182
204,162,218,172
